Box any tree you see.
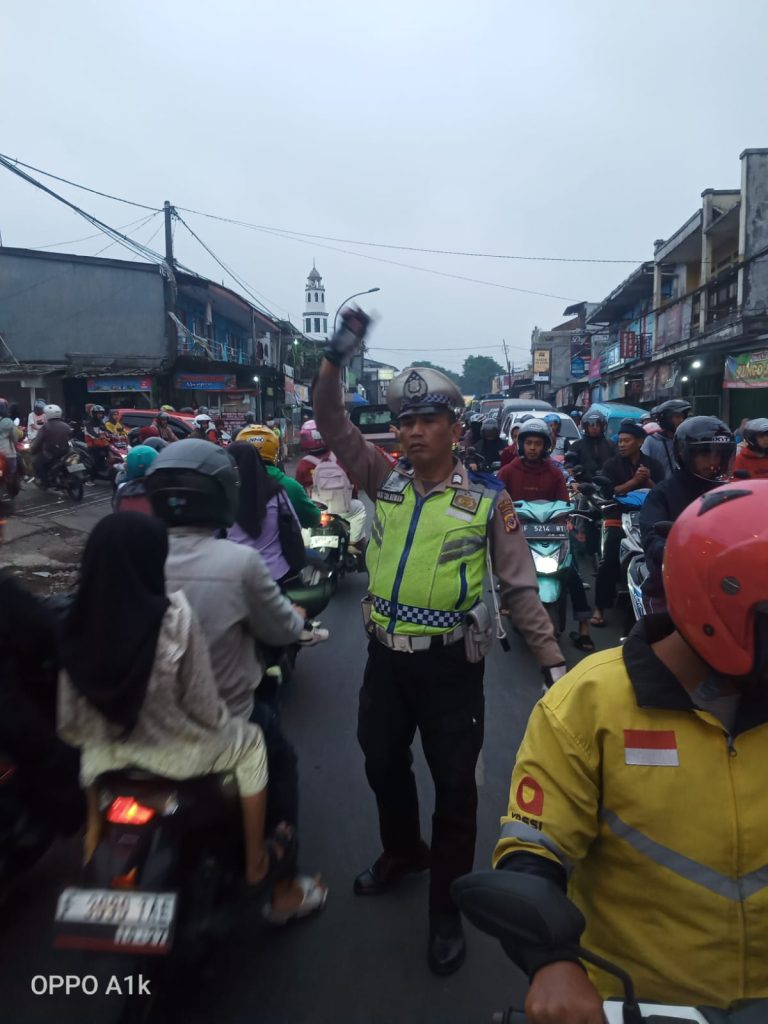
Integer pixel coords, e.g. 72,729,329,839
461,355,505,396
413,360,463,390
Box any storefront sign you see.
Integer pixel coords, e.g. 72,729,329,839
294,384,309,403
724,349,768,389
175,373,236,391
533,349,550,382
620,331,638,360
588,356,602,383
87,376,152,393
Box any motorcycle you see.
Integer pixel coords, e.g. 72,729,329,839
514,499,577,635
53,768,243,964
302,505,359,577
618,493,648,623
75,435,126,483
453,870,767,1023
35,442,89,501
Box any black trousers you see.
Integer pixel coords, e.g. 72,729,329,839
595,524,624,610
249,698,300,877
357,638,484,914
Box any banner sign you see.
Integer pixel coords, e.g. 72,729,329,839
724,349,768,389
620,331,639,360
87,377,151,393
284,375,295,395
570,334,591,378
175,373,236,391
533,349,550,382
588,356,602,382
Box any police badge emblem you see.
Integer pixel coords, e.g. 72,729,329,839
404,371,428,399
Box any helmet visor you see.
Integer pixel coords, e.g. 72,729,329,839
688,442,736,482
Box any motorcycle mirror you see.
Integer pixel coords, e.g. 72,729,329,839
451,871,584,949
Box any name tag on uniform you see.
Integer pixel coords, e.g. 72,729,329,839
377,489,404,504
377,471,410,504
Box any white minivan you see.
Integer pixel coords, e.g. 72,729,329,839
499,408,581,458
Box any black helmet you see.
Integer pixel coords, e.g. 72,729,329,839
517,418,552,455
142,436,168,452
145,439,240,528
743,418,768,452
652,399,691,432
674,415,735,483
581,410,607,432
480,416,499,436
156,411,169,423
90,404,106,418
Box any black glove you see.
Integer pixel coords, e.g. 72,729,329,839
324,306,371,367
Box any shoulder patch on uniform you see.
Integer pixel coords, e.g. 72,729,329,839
497,493,519,532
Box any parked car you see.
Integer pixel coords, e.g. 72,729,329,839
114,408,197,439
582,402,646,440
349,404,400,457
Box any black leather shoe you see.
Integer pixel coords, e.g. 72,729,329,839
428,912,466,976
353,843,430,896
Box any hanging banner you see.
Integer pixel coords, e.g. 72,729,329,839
175,373,236,391
588,356,602,383
620,331,638,360
87,376,152,393
533,349,550,382
723,349,768,389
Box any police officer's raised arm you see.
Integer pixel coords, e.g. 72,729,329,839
490,492,566,671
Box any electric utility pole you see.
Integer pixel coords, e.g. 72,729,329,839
164,200,175,268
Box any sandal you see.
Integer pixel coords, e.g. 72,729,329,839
589,615,606,628
262,875,328,925
570,631,596,653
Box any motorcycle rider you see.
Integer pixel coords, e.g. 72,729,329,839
734,417,768,479
26,399,47,442
112,444,159,514
144,440,328,922
236,424,320,528
154,411,178,444
493,480,768,1017
29,405,73,486
591,419,663,627
83,404,111,477
498,420,594,653
104,409,128,439
296,419,367,552
639,416,735,614
567,410,616,482
314,310,565,976
641,398,692,478
239,411,256,435
191,413,220,445
468,417,506,469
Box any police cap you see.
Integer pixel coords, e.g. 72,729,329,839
387,367,464,422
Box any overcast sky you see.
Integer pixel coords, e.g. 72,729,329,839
3,0,768,373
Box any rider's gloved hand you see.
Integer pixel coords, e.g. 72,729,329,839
525,961,605,1024
324,307,371,367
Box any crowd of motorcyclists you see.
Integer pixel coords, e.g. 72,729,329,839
2,351,768,1021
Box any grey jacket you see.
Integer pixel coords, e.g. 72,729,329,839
640,431,677,478
165,528,304,718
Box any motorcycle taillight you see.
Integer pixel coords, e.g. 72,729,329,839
107,797,156,826
320,512,332,527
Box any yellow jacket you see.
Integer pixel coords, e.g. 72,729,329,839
493,622,768,1008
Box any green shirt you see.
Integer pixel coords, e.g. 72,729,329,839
266,465,321,527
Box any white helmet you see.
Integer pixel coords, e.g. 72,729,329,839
194,413,212,427
44,404,63,419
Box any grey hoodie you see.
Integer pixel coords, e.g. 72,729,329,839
640,431,676,478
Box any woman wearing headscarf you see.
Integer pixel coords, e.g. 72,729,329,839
57,512,277,888
226,441,302,586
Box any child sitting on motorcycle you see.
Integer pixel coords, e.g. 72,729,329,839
57,512,289,889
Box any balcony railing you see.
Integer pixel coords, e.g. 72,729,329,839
176,332,250,365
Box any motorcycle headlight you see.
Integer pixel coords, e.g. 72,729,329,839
533,553,560,575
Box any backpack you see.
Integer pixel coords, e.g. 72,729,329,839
312,457,353,514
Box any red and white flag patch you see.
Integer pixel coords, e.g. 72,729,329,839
624,729,679,767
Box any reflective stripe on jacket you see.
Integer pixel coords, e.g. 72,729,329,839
366,462,498,635
493,640,768,1008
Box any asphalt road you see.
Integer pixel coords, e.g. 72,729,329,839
0,554,623,1024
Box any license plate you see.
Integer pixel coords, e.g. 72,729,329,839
309,534,339,549
524,523,568,538
67,463,86,473
54,887,176,954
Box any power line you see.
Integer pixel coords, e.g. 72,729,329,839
0,153,159,211
29,213,159,250
0,152,642,265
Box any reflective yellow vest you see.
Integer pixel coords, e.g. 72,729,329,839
366,464,500,636
493,646,768,1008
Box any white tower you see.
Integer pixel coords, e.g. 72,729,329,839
303,263,329,340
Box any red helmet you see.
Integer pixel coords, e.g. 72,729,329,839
139,425,160,442
300,419,326,454
663,481,768,676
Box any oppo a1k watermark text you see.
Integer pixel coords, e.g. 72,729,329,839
31,975,151,996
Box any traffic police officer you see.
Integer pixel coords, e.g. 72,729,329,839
313,310,566,975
